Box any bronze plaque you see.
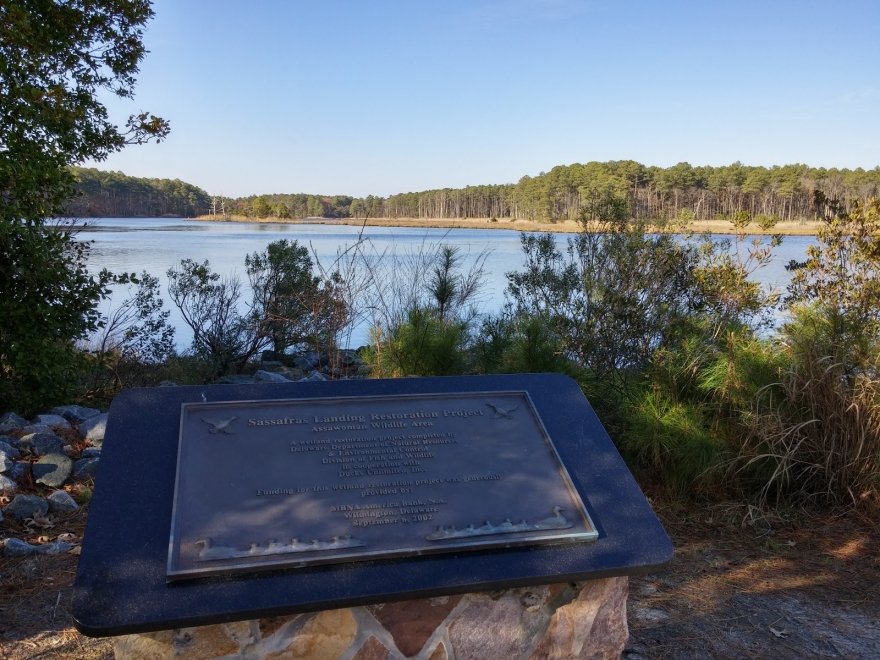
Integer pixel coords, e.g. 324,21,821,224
167,391,597,580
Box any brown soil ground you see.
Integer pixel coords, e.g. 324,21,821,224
626,495,880,659
2,489,877,659
194,215,820,236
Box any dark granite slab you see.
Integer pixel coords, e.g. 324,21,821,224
73,374,672,636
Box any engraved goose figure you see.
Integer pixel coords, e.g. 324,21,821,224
194,538,237,560
535,506,570,530
202,416,237,434
266,539,286,553
485,403,518,419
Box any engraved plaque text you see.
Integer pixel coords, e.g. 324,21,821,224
167,391,597,580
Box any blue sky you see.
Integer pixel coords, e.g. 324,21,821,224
94,0,880,197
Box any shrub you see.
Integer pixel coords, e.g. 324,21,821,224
788,195,880,363
733,197,880,508
245,239,347,355
0,221,112,413
621,386,728,495
474,313,576,376
365,308,469,377
167,259,262,377
80,271,176,399
501,201,791,498
505,216,702,385
364,243,487,378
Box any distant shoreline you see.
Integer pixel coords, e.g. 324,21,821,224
192,215,820,236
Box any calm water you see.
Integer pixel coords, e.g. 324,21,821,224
78,218,815,350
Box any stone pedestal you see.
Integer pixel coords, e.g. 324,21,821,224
114,576,628,659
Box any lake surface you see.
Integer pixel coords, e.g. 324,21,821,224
78,218,815,350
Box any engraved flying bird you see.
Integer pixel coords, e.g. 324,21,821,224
201,416,237,434
485,402,518,419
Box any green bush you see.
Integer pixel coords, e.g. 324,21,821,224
728,197,880,508
498,200,794,498
0,221,114,414
788,195,880,364
506,216,703,385
246,239,347,355
621,386,727,495
474,313,576,376
365,308,469,377
365,244,486,378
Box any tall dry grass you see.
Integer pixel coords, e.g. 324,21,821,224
739,346,880,508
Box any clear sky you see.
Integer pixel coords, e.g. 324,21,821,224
93,0,880,198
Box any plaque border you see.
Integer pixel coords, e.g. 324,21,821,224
167,390,597,580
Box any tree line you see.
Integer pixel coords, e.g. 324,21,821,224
67,161,880,224
380,162,880,223
65,168,210,217
224,192,357,219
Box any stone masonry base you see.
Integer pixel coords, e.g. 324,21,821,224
113,576,628,659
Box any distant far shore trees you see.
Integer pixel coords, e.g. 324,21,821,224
66,168,210,217
68,161,880,224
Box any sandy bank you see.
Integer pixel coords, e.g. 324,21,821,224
194,215,819,236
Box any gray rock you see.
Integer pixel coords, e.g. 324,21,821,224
336,349,363,367
0,474,17,493
33,454,73,488
3,538,73,557
41,539,75,554
9,434,27,451
73,456,100,482
5,461,30,484
6,435,23,451
262,350,303,367
0,452,13,473
254,369,292,383
299,370,328,382
34,432,65,456
259,360,285,370
294,351,322,371
19,432,64,456
3,538,39,556
0,412,28,434
79,413,108,446
47,490,79,513
81,446,102,458
0,439,21,459
216,374,257,384
51,404,102,424
5,493,49,519
33,413,71,429
276,366,304,380
18,423,52,435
